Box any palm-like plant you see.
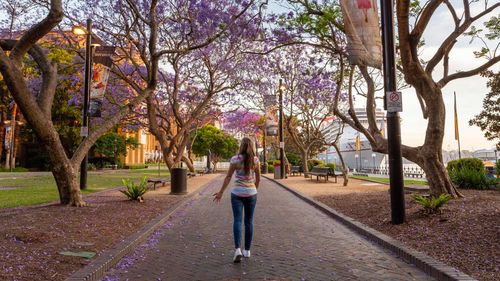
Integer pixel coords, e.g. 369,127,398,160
412,193,452,215
120,177,148,202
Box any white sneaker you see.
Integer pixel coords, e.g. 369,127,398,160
233,248,242,263
243,249,251,258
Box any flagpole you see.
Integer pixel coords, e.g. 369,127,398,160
454,92,462,159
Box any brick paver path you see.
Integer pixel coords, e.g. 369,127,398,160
103,176,433,281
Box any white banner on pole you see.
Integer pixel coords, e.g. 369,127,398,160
340,0,382,68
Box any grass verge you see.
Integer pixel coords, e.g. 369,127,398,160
351,175,428,185
0,168,170,209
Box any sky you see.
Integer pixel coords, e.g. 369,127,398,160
268,0,498,151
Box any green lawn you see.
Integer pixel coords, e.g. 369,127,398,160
351,175,428,185
0,168,170,209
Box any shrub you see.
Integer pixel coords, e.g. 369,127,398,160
87,163,97,171
325,163,336,171
496,161,500,177
127,164,148,170
307,159,324,171
286,153,301,166
0,167,29,172
447,158,493,189
446,158,484,174
267,165,274,173
412,193,452,215
448,166,491,189
120,177,148,202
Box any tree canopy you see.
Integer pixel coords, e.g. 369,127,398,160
192,124,239,169
469,71,500,149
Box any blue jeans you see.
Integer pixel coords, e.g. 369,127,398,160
231,193,257,250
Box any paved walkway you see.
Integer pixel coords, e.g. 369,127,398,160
103,176,433,281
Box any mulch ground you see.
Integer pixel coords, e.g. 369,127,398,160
315,189,500,281
0,174,218,281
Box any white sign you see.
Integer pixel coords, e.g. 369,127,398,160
386,91,402,112
80,127,89,137
279,142,285,149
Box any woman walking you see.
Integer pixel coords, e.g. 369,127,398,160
213,137,260,263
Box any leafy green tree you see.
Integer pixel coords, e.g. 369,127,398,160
469,71,500,149
192,125,239,170
93,132,139,167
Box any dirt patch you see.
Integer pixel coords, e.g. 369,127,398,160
0,174,220,281
277,176,499,281
314,188,499,281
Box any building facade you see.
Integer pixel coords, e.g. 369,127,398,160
120,129,162,165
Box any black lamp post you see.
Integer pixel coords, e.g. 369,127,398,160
380,0,405,224
262,126,267,173
278,79,285,179
207,149,211,173
73,19,96,190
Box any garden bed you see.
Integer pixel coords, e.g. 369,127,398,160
315,189,499,281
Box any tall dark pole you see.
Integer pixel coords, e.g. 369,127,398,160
279,79,285,179
207,149,211,172
380,0,405,224
80,19,92,190
262,126,267,173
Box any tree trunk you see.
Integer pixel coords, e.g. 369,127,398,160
301,151,309,177
417,83,462,198
333,143,349,186
11,117,21,168
418,153,460,197
0,109,5,164
163,151,174,171
182,155,195,172
51,161,84,206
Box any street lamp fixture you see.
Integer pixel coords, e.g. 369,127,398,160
72,25,87,35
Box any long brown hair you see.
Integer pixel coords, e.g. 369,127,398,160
239,137,255,174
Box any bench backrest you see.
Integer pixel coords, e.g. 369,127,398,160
291,166,301,171
310,167,331,174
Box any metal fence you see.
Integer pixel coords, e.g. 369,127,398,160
359,166,426,179
192,161,230,171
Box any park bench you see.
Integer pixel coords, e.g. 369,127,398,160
329,170,343,183
290,166,302,176
147,179,167,190
304,167,337,182
105,164,118,170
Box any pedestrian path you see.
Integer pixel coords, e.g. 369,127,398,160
103,176,433,280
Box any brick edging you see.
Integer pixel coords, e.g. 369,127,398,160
65,176,219,281
264,176,476,281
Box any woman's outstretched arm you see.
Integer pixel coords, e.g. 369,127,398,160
213,164,236,203
254,164,260,189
